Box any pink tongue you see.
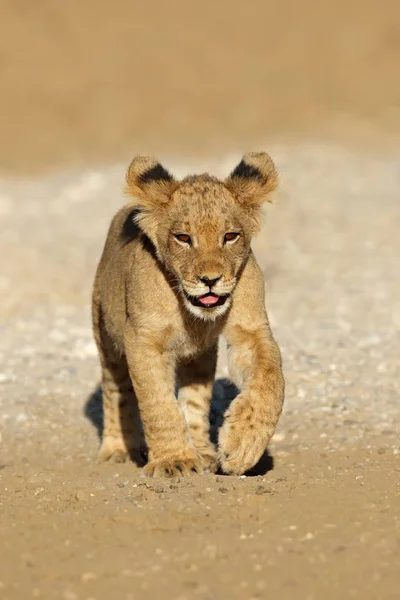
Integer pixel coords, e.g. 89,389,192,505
199,295,219,306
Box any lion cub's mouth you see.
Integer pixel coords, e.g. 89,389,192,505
185,292,229,309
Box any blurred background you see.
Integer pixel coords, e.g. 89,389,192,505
1,0,400,175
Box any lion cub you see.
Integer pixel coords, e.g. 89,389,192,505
92,152,284,477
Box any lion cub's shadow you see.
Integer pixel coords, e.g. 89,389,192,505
84,378,273,476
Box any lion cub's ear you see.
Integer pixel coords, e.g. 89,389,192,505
224,152,278,205
125,156,177,206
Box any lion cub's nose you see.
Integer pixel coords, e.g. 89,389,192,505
199,274,221,287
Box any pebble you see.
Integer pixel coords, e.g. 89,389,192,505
75,490,90,502
255,485,273,495
219,487,229,494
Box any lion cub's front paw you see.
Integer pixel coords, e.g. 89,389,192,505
144,448,203,478
218,398,275,475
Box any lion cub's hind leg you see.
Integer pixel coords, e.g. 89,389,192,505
99,359,146,465
93,310,145,465
177,345,219,473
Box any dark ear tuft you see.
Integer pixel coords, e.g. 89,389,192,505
139,163,174,185
230,159,264,182
225,152,278,205
125,156,177,205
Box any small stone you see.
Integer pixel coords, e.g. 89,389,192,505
219,487,229,494
255,485,273,495
75,490,89,502
215,475,225,483
154,485,164,493
117,482,125,488
377,447,386,455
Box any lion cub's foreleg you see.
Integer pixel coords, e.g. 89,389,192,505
218,325,284,475
124,322,203,478
177,344,218,474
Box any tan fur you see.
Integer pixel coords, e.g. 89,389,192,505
92,152,284,477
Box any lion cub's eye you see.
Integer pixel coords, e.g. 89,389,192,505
224,232,240,243
175,234,192,245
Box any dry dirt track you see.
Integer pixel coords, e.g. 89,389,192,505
1,146,399,600
1,2,400,599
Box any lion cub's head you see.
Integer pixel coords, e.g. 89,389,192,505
125,152,278,320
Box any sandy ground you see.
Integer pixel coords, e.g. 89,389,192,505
1,2,400,599
1,146,399,599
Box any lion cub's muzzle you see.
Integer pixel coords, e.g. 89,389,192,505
184,291,230,309
182,278,236,310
